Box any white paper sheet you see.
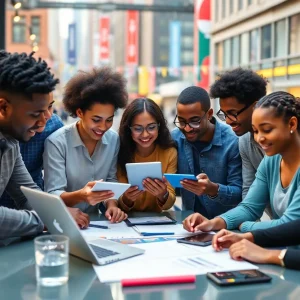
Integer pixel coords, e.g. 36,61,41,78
93,240,258,283
81,221,140,241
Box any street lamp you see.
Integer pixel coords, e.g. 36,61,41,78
29,27,36,41
11,0,22,10
32,42,39,52
13,10,20,22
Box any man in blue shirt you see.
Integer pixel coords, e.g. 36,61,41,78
171,86,242,218
0,93,64,208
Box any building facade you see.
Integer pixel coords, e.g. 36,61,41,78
211,0,300,97
5,8,49,59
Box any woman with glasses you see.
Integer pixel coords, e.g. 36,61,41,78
44,68,128,224
183,91,300,234
117,98,177,212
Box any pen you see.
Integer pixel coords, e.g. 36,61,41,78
122,275,196,287
88,224,110,229
140,232,174,236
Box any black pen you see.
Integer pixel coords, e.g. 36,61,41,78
89,224,110,229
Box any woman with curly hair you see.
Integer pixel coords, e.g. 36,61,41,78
117,98,177,212
43,68,128,223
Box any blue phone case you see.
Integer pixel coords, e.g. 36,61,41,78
164,173,197,188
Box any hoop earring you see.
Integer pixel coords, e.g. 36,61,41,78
290,130,294,134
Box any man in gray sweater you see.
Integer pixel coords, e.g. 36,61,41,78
210,68,267,199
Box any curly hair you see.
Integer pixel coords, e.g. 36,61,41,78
118,98,176,174
63,67,128,117
0,51,59,97
255,91,300,131
210,68,267,105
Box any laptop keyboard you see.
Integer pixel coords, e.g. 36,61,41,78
89,244,120,259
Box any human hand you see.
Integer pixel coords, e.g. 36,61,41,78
229,239,273,264
181,173,218,197
67,207,90,229
105,206,128,223
143,177,168,200
123,186,144,202
182,213,214,232
212,229,253,251
80,180,114,206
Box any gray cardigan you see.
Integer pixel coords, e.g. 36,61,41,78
239,132,264,199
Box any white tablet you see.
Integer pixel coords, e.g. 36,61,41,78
125,162,163,190
91,182,131,199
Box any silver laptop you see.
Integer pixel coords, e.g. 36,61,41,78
21,187,144,265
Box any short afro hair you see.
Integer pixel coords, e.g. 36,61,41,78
210,68,267,105
63,67,128,117
177,86,211,111
0,51,59,97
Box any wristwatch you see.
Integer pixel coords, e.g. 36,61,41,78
278,249,287,267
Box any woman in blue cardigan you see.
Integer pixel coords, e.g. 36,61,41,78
183,91,300,233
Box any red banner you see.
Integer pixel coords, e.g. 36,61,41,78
99,16,110,61
126,11,139,65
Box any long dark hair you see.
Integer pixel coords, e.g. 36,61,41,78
118,98,175,174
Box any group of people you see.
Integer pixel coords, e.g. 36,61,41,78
1,50,300,270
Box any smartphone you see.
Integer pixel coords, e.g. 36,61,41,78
207,270,272,286
177,233,214,246
164,173,197,188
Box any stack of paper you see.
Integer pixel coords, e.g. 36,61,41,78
93,241,258,283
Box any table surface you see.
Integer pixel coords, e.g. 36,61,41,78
0,211,300,300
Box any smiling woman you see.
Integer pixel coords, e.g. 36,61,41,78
43,67,129,223
117,98,177,212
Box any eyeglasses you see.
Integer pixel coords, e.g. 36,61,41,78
129,123,160,135
173,112,207,129
216,104,251,122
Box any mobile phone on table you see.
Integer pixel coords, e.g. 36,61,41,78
207,270,272,286
177,233,214,246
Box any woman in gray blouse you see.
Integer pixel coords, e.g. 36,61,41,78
43,67,128,223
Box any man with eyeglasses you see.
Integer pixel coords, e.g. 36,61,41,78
210,68,267,200
171,86,242,218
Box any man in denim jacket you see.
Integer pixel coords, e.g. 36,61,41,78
171,86,242,218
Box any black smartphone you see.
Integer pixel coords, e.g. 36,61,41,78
177,233,213,246
207,270,272,286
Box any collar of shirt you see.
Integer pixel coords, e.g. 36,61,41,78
69,122,109,148
179,117,223,147
0,131,18,151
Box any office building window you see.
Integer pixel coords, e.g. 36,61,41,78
250,29,259,62
182,22,193,32
238,0,243,10
275,19,287,57
261,24,272,59
215,0,219,22
215,42,223,69
31,16,41,43
182,36,193,48
231,36,240,67
159,36,168,46
222,0,226,19
181,51,193,65
12,16,26,43
290,14,300,55
241,32,249,65
224,39,231,68
230,0,234,14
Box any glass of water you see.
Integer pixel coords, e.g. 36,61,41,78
34,235,69,286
